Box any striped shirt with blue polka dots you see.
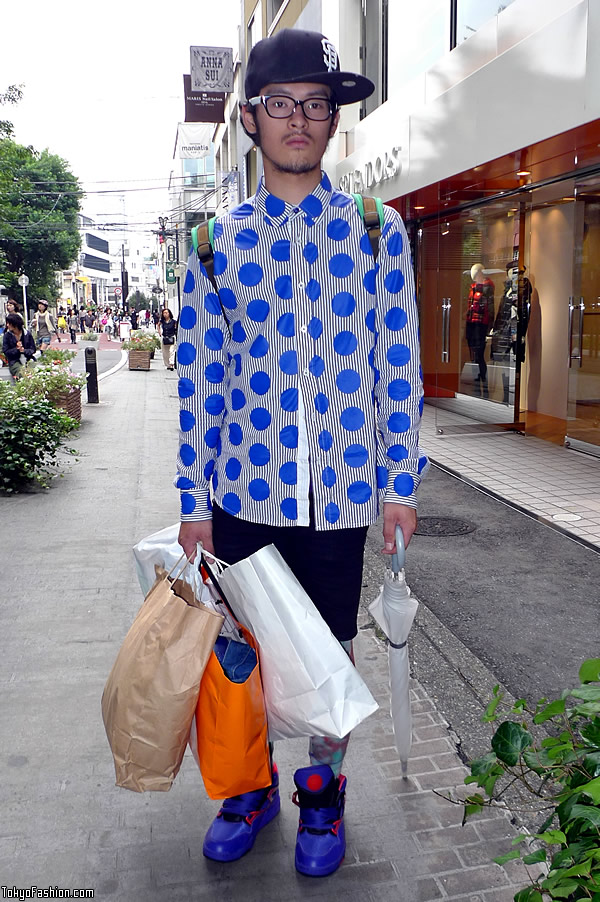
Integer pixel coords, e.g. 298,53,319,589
175,171,428,530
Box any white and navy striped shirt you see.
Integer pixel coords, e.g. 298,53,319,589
175,172,428,530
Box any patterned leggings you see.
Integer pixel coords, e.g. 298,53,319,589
307,639,353,777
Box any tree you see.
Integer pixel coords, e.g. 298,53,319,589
127,290,151,312
0,139,82,309
0,84,23,139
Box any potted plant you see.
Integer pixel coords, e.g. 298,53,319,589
122,333,156,370
79,331,101,356
15,362,88,421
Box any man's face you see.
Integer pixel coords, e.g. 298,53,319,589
242,82,340,178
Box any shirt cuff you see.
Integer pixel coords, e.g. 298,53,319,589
384,470,420,509
179,489,213,521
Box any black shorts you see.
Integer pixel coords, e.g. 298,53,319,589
212,504,368,642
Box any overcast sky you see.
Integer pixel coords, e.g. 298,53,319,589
0,0,240,233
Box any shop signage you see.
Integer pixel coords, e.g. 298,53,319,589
190,46,233,93
338,146,403,194
176,122,212,159
183,75,225,123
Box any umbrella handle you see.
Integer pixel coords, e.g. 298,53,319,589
391,525,406,574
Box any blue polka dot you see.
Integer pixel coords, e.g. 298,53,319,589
249,478,269,501
309,355,325,378
222,492,242,514
270,239,290,261
176,476,195,490
280,425,298,448
205,460,215,480
239,262,263,287
325,502,340,523
377,466,388,488
385,269,405,294
387,344,411,367
275,275,293,299
340,407,365,431
183,270,195,293
321,172,333,191
314,392,329,413
231,388,246,410
363,268,377,294
247,299,270,322
180,443,196,466
279,350,297,375
336,369,361,393
204,426,220,448
179,409,195,432
385,307,408,331
281,498,298,520
250,408,271,431
387,231,403,256
418,455,428,474
177,342,195,366
382,222,392,237
279,462,297,485
329,253,354,278
213,252,228,276
388,444,409,461
179,305,197,329
204,293,221,315
250,335,269,358
344,444,368,467
226,457,242,480
330,191,351,207
332,292,356,317
308,317,323,339
232,354,242,376
181,494,196,515
277,312,295,337
322,466,337,487
319,430,333,451
301,194,323,218
250,371,270,395
365,308,376,332
327,218,351,241
280,388,298,411
235,228,259,250
178,377,195,399
213,221,224,238
205,328,224,350
231,202,253,220
228,423,243,445
303,243,318,264
348,481,372,504
205,394,225,416
232,321,246,343
360,231,374,256
265,193,286,217
334,331,358,356
306,279,321,301
249,443,270,466
388,378,412,401
219,287,237,309
419,397,424,417
394,474,415,496
388,412,411,433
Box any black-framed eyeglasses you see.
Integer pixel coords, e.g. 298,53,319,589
247,94,336,121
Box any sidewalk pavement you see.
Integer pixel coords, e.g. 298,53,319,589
0,360,528,901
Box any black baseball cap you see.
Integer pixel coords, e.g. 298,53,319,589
245,29,375,106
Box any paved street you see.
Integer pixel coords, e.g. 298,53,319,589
0,360,569,901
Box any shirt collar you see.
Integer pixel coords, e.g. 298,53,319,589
254,171,333,228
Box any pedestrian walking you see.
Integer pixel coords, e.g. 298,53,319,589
157,307,177,370
176,27,427,877
83,310,95,333
31,299,60,350
67,308,78,344
3,313,37,380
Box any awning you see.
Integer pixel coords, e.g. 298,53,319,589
76,275,91,283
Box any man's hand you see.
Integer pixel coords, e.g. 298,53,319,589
382,502,417,555
178,520,214,560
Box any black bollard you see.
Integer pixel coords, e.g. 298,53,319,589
85,347,99,403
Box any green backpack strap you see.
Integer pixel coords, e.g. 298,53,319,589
191,217,218,292
353,194,384,260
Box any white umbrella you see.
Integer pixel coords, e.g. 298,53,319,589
368,526,419,777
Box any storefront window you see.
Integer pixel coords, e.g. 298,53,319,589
456,0,517,45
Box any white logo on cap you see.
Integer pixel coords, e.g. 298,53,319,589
322,38,338,72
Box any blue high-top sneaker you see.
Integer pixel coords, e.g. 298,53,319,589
293,764,347,877
202,765,280,862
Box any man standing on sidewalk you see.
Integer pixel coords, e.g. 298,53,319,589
176,28,427,877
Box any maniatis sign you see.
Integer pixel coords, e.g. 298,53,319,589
190,46,233,93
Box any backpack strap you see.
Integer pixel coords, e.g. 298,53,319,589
352,194,384,261
191,218,217,292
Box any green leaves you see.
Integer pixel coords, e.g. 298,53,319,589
491,721,533,766
533,698,566,724
580,659,600,684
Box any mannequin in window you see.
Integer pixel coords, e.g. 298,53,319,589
466,263,494,390
492,261,532,403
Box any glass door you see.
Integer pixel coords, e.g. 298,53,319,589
566,184,600,453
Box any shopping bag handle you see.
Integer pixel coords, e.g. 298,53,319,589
391,525,405,574
199,552,240,625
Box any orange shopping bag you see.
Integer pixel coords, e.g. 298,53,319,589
190,558,271,800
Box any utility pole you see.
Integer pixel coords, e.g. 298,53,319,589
121,244,129,312
175,223,181,318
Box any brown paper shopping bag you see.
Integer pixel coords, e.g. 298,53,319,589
102,557,223,792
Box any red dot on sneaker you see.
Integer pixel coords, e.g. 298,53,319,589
306,774,324,791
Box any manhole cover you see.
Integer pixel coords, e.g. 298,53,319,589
415,517,476,537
